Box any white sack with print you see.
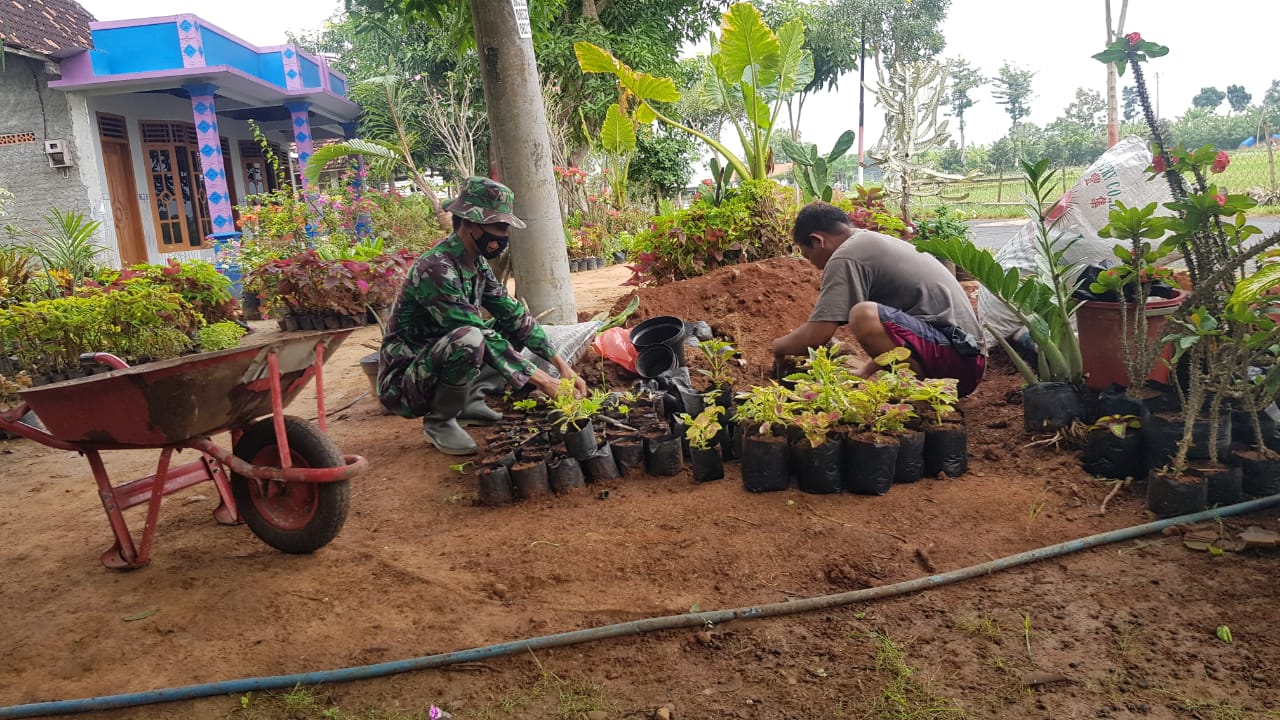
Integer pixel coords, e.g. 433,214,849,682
977,135,1175,347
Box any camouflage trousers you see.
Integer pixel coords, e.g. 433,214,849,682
379,326,489,418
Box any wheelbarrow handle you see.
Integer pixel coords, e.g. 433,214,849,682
80,352,130,370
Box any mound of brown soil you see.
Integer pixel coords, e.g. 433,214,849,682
609,257,826,384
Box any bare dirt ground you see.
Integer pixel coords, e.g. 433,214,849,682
2,259,1280,720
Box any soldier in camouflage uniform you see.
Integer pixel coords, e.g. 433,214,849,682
378,177,588,455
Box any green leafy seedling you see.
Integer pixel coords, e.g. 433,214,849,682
1216,625,1233,643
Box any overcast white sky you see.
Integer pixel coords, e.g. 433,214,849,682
80,0,1276,155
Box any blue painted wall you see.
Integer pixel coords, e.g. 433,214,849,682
79,18,353,103
88,49,111,75
299,57,320,88
203,30,263,81
259,53,286,88
95,24,182,74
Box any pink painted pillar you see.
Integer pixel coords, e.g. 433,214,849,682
175,14,205,69
184,82,236,240
281,45,304,90
285,101,315,191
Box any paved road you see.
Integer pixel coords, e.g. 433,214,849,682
966,216,1280,253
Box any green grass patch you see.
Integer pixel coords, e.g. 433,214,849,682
231,685,432,720
908,148,1280,219
461,669,617,720
229,672,616,720
1168,693,1256,720
871,632,967,720
952,614,1003,643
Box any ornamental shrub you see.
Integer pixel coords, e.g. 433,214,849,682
92,259,239,324
198,321,248,352
0,283,200,377
627,179,795,285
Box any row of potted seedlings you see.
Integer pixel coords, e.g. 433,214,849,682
473,380,679,505
243,250,412,332
1080,387,1280,517
677,343,968,494
568,256,610,272
470,340,969,504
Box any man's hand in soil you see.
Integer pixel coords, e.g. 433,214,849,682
771,320,839,360
528,367,587,399
552,355,589,397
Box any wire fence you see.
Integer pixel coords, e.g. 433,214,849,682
910,147,1280,215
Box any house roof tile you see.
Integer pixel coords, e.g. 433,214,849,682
0,0,95,59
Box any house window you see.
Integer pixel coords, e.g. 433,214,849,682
140,121,226,251
238,140,282,198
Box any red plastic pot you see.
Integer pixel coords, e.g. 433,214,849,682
1077,289,1185,391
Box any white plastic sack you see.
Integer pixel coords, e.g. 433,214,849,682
524,321,602,377
977,136,1174,347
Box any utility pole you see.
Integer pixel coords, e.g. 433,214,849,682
1104,0,1128,148
470,0,576,324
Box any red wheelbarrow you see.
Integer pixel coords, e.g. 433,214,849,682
0,329,367,569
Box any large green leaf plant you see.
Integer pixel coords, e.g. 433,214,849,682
575,2,806,182
777,130,855,202
916,159,1084,387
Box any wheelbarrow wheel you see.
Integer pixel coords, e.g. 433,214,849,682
230,415,350,554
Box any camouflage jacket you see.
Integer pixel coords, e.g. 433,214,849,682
379,234,555,390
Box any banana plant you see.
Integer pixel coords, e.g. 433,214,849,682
777,130,855,202
575,2,806,183
916,159,1084,387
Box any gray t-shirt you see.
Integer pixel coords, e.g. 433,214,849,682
809,230,982,339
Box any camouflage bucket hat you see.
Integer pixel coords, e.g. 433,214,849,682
447,177,527,229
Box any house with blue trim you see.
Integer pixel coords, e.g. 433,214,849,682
0,0,360,267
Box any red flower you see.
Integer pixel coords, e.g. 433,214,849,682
1151,155,1168,173
1125,32,1142,46
1214,192,1227,206
1212,151,1230,174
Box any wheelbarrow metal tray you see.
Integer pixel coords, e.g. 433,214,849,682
18,330,350,447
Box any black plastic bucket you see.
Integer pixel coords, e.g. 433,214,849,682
630,315,687,367
635,344,680,379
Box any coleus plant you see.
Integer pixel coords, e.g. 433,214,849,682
735,383,794,436
676,400,726,451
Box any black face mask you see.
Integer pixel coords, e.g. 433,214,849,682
477,229,508,260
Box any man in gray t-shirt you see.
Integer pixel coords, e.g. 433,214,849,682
771,202,987,396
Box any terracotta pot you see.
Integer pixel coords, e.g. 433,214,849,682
1077,290,1186,391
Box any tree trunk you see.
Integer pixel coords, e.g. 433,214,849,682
488,141,501,181
582,0,600,23
959,114,967,166
471,0,577,325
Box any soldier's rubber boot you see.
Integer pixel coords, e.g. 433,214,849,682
423,383,478,455
459,368,504,426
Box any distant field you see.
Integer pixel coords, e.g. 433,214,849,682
906,148,1280,219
